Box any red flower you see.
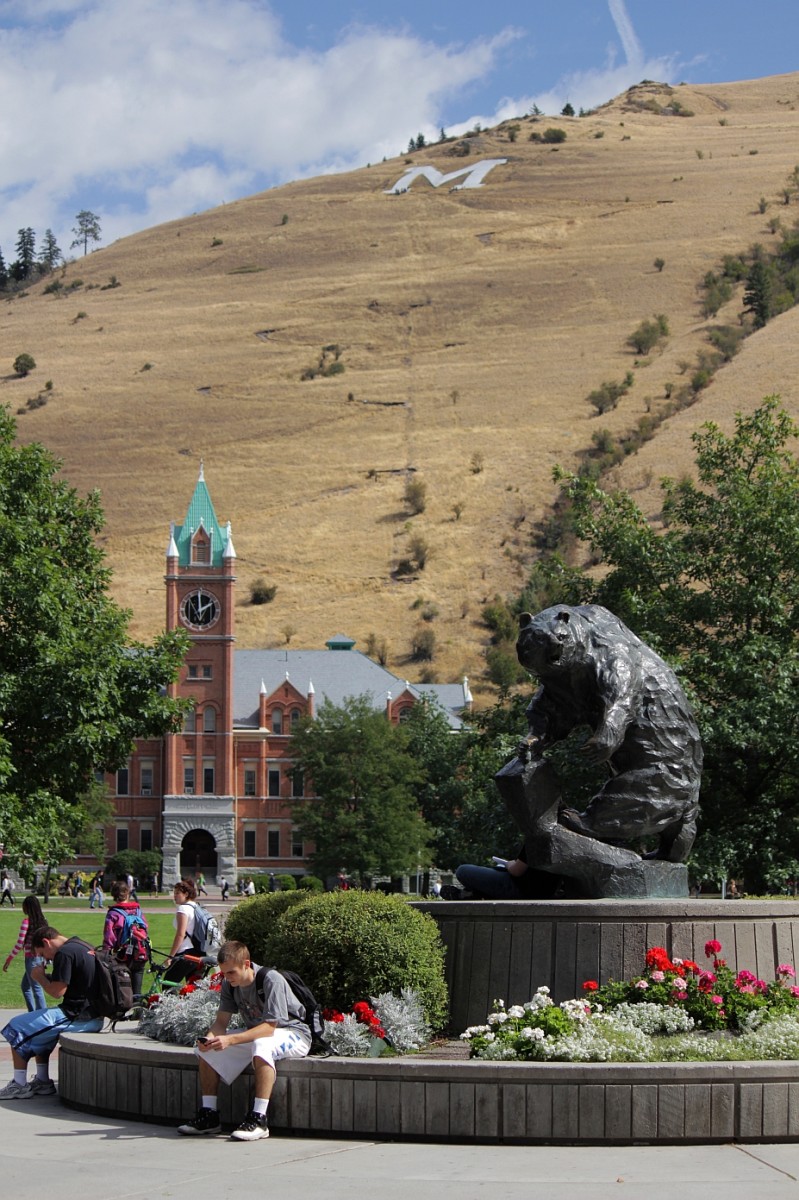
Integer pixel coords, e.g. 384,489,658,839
179,984,196,996
322,1007,344,1023
582,980,599,992
704,939,722,958
645,947,674,972
683,960,700,974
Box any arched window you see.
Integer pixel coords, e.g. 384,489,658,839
203,707,216,733
191,529,211,565
290,708,301,728
184,710,196,733
271,708,283,734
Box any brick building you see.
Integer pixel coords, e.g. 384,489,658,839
102,467,471,883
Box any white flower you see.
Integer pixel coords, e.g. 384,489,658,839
521,1026,545,1041
484,1032,495,1042
536,986,551,995
507,1005,525,1018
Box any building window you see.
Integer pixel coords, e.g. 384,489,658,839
140,764,153,795
268,828,280,857
184,709,196,733
292,768,304,797
202,665,213,679
191,531,211,565
188,664,198,679
203,707,216,733
140,827,153,852
183,764,195,794
243,828,256,858
398,706,412,723
94,769,105,785
291,829,303,857
271,708,283,734
116,767,129,795
290,708,301,728
268,768,281,798
244,768,256,797
203,765,215,794
116,827,129,852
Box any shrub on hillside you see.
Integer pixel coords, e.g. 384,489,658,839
13,353,36,376
250,577,277,605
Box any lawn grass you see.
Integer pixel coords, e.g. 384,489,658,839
0,909,178,1010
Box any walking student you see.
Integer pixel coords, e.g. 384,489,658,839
2,896,48,1011
177,940,310,1141
102,880,149,997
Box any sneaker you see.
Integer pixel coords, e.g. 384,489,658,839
230,1111,269,1141
0,1080,35,1101
29,1079,57,1096
177,1106,222,1136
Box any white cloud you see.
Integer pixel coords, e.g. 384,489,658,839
0,0,515,253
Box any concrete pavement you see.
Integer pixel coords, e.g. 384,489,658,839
3,1009,799,1198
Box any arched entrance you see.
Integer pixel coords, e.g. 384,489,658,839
180,828,217,880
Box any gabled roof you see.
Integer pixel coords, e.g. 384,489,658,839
171,462,228,567
233,648,468,729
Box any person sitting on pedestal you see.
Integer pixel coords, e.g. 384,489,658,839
454,846,562,900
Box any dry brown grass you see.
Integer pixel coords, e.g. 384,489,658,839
4,74,799,696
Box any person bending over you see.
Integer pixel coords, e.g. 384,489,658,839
177,939,310,1141
0,926,103,1100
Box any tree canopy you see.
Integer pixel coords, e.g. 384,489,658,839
0,406,189,872
70,210,102,256
549,397,799,890
289,695,431,882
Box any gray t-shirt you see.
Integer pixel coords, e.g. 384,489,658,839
219,964,310,1040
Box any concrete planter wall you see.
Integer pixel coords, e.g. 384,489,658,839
414,899,799,1032
59,1027,799,1143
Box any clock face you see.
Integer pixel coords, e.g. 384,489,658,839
180,589,220,631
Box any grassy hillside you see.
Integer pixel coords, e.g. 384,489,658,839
3,73,799,694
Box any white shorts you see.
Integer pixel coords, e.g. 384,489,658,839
196,1028,310,1086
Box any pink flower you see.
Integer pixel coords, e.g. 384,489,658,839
778,964,796,978
790,987,799,998
736,970,757,985
704,939,722,958
755,979,768,994
674,991,688,1001
635,979,649,990
650,971,665,983
711,995,724,1005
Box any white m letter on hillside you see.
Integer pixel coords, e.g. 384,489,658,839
385,158,508,194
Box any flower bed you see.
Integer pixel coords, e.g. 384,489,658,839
461,941,799,1063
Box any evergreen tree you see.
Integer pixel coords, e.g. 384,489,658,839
14,227,36,279
0,248,7,290
70,209,102,255
38,229,63,271
743,259,773,328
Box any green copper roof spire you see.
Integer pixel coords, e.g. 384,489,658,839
171,461,228,567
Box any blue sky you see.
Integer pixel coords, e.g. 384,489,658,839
0,0,797,260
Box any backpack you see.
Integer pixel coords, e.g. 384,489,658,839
189,902,222,957
108,906,149,964
255,966,334,1056
87,944,134,1020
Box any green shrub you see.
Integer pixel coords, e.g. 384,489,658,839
404,476,427,514
13,353,36,376
265,891,448,1028
223,891,307,954
298,874,324,891
250,577,277,605
276,874,297,890
410,625,436,661
541,127,567,144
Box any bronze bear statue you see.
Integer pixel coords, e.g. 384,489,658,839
516,604,702,862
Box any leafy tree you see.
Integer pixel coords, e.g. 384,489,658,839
38,229,63,272
552,398,799,890
289,696,431,883
13,353,35,376
14,228,35,279
70,209,102,256
0,405,190,876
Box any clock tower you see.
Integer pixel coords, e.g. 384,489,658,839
162,463,237,882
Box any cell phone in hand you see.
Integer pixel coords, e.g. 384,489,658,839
197,1036,211,1045
491,856,509,869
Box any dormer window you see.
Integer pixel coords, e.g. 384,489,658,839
191,528,211,565
272,708,283,734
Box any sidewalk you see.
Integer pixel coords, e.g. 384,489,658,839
2,1011,799,1197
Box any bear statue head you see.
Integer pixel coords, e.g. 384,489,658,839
516,606,582,677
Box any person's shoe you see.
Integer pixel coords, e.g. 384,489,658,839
0,1080,35,1100
230,1110,269,1141
28,1079,57,1096
176,1106,222,1135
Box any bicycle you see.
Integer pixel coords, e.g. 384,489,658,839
113,947,219,1026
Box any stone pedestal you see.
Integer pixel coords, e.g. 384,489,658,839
415,899,799,1033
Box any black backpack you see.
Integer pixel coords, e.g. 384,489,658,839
89,944,134,1020
255,966,334,1056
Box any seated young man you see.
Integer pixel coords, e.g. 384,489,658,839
0,926,104,1100
178,940,310,1141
